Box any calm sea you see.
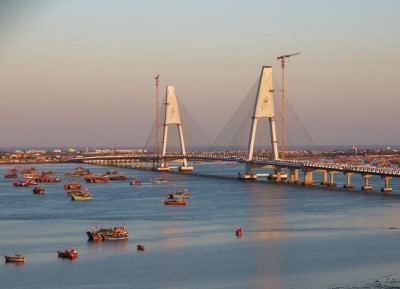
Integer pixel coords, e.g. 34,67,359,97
1,162,400,289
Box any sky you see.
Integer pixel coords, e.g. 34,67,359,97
0,0,399,149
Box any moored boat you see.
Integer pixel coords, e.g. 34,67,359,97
64,180,82,190
57,248,78,259
84,174,109,183
4,253,25,263
4,167,18,178
109,174,127,181
151,176,168,184
71,193,93,201
163,198,186,205
130,178,142,185
13,179,30,187
166,188,190,200
137,243,145,251
86,224,128,241
33,186,45,194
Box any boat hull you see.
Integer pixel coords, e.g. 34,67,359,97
5,255,25,263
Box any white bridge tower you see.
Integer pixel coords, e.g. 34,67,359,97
157,85,193,172
238,66,279,180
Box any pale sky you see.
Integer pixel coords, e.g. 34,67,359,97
0,0,399,148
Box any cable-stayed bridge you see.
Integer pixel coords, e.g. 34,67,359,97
72,66,400,192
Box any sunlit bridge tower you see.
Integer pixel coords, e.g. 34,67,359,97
238,66,279,180
156,85,193,172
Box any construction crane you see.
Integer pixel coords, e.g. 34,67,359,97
277,52,300,159
155,74,160,157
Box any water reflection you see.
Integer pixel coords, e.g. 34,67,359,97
86,239,128,255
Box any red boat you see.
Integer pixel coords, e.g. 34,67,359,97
64,180,82,190
5,253,25,263
13,180,30,187
137,243,145,251
163,198,186,206
33,186,45,194
130,178,142,185
57,248,78,259
236,226,243,236
84,175,109,183
4,167,18,178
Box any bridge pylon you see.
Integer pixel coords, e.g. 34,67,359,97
238,66,279,180
156,85,193,172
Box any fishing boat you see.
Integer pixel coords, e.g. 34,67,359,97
64,180,82,190
71,193,92,201
70,188,92,201
4,253,25,263
20,167,37,179
13,179,30,187
32,186,45,194
109,173,127,181
86,224,128,241
57,248,78,259
151,176,169,184
167,189,190,199
84,174,109,183
163,198,186,205
137,243,145,251
4,167,18,178
130,178,142,185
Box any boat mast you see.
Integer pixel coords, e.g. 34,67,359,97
155,74,160,157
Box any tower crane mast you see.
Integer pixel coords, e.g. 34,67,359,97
276,52,300,159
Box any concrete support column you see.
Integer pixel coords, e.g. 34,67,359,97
343,172,354,189
381,176,392,193
361,174,372,191
275,168,282,182
237,163,257,181
327,171,337,187
321,170,328,186
302,169,313,186
288,168,299,184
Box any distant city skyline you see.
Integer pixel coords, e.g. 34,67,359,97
0,0,399,148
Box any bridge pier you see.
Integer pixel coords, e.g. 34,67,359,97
179,165,193,172
381,176,392,193
361,174,373,191
320,171,328,186
343,172,354,189
327,171,337,187
302,169,313,186
237,173,257,181
288,168,299,184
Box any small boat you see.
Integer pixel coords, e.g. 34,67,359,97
137,243,145,251
163,198,186,206
70,188,92,201
86,224,128,241
13,180,30,187
167,189,190,199
4,253,25,263
64,180,81,190
151,176,169,184
84,174,109,183
57,248,78,259
4,168,18,178
130,178,142,185
109,174,127,181
236,226,243,236
71,194,93,201
32,186,45,194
